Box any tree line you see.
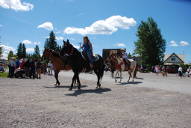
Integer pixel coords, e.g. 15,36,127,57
7,44,41,60
5,31,61,60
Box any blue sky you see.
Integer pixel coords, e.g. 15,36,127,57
0,0,191,63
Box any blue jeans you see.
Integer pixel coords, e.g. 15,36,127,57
84,50,94,64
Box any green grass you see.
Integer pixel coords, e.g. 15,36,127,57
0,72,8,78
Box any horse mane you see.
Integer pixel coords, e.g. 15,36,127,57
50,49,61,58
69,43,81,55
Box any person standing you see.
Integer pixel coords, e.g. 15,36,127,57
186,67,191,77
178,66,183,78
155,65,160,75
8,57,16,78
15,59,20,69
47,61,53,75
162,66,167,77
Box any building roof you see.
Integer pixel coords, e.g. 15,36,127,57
164,53,184,64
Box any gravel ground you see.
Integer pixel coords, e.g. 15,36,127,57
0,71,191,128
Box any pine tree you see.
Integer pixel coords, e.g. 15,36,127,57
17,43,26,59
134,17,166,67
44,38,49,49
44,31,58,51
8,50,14,60
22,43,26,58
128,52,132,58
56,45,62,53
0,46,2,58
34,45,40,59
17,43,23,59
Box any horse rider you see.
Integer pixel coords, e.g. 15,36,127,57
81,36,94,68
121,49,129,65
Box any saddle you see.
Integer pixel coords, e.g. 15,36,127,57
81,51,99,63
123,58,131,71
81,51,99,73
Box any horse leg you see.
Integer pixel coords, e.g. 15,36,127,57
132,71,135,82
96,73,101,88
111,70,114,78
115,71,117,83
54,70,60,86
69,73,77,91
132,65,137,82
127,71,131,82
39,71,41,79
120,70,122,83
76,73,81,90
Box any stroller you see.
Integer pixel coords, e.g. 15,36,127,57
14,68,26,78
14,60,30,78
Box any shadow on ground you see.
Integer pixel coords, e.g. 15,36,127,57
135,77,144,80
43,85,88,89
65,88,112,96
116,81,143,86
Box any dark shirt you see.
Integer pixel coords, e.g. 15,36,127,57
82,43,91,52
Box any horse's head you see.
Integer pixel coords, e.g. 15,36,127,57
43,48,52,59
61,39,74,55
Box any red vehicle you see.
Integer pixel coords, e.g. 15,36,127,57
166,65,179,73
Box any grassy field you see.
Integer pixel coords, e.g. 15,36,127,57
0,72,8,78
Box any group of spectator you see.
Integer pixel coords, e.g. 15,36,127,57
151,65,191,78
8,57,42,78
178,66,191,78
153,65,167,76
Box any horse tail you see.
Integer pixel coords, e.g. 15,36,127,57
132,61,137,78
100,57,105,79
98,55,105,79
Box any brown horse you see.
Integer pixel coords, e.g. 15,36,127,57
105,54,117,78
36,60,42,79
43,48,71,86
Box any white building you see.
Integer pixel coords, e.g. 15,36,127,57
164,53,184,65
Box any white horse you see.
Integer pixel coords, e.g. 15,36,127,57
114,57,137,83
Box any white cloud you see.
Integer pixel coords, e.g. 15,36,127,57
0,0,33,11
64,15,136,35
0,44,15,59
169,40,189,47
180,41,189,46
72,44,80,49
169,40,178,47
26,48,34,53
34,41,41,45
56,36,64,41
22,40,32,45
37,22,53,31
22,40,40,45
116,43,126,47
